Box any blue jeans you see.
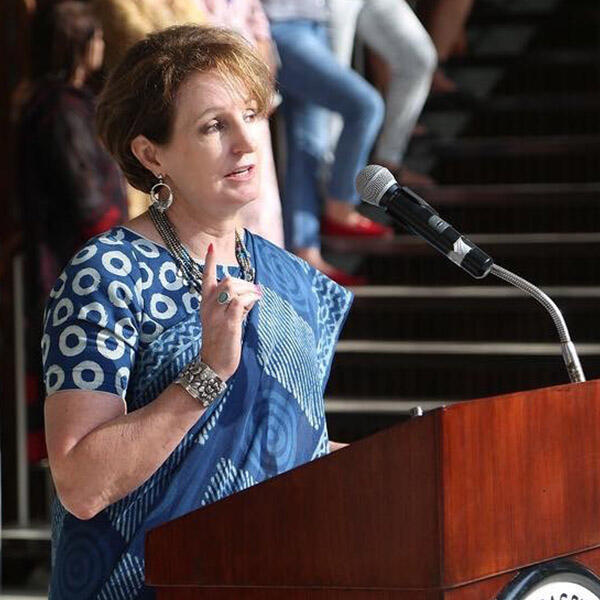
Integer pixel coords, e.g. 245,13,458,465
271,20,384,250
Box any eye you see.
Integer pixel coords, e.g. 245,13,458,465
204,120,224,134
244,109,257,122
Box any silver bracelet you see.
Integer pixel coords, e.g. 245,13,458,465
175,358,226,408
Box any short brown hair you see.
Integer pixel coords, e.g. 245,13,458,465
96,26,274,192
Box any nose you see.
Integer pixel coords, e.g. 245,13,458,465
231,120,256,155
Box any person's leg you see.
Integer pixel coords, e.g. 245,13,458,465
327,0,366,152
419,0,475,94
280,92,329,251
319,49,385,208
274,21,385,207
328,0,366,65
419,0,474,62
357,0,437,171
271,20,330,251
272,20,383,282
279,90,366,281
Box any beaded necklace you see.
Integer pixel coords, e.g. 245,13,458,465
149,205,255,300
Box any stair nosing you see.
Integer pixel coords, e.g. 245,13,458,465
325,398,454,414
335,340,600,356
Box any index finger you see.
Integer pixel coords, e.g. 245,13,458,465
202,243,217,295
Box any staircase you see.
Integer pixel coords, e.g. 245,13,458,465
324,0,600,441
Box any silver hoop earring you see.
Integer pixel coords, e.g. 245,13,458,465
150,174,173,212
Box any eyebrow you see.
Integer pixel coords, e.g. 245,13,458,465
196,106,227,120
194,99,257,121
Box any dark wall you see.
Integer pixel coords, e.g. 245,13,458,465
1,0,31,524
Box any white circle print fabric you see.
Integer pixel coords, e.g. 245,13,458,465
42,227,244,401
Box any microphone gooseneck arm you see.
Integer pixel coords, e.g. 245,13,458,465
490,264,586,383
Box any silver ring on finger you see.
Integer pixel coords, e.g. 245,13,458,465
216,290,232,305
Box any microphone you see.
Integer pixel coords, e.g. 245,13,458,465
356,165,494,279
355,165,586,382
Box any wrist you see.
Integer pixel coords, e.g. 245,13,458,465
199,355,231,383
176,358,227,408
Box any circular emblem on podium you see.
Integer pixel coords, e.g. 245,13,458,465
497,560,600,600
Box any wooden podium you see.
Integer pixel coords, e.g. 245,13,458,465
146,379,600,599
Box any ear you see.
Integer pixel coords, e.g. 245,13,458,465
130,135,165,177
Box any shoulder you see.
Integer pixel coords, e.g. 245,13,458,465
249,231,313,276
73,226,170,262
65,227,144,274
46,227,167,310
93,0,144,22
37,86,91,125
20,84,76,128
44,229,139,317
248,230,353,312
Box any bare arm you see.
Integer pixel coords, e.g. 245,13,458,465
45,244,261,521
45,384,205,520
329,441,348,452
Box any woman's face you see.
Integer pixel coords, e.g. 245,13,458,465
154,71,263,218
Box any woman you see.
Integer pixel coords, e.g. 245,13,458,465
19,1,127,462
92,0,207,72
20,0,127,307
42,26,352,599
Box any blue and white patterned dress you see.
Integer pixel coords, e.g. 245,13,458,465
42,226,353,599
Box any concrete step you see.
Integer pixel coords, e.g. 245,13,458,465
326,399,441,442
326,341,599,400
529,4,600,51
0,594,47,599
468,0,562,25
342,286,600,343
1,526,50,541
426,135,600,185
358,183,600,233
459,94,600,137
324,233,600,286
449,49,600,69
493,57,600,94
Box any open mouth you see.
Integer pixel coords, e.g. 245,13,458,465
225,165,255,178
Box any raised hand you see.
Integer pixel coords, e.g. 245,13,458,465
199,243,261,381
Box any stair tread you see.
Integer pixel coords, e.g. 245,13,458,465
324,232,600,254
350,285,600,298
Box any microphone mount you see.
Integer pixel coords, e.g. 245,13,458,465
489,264,585,383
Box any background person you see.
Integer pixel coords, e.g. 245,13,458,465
262,0,391,286
18,1,128,463
418,0,476,95
329,0,437,186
